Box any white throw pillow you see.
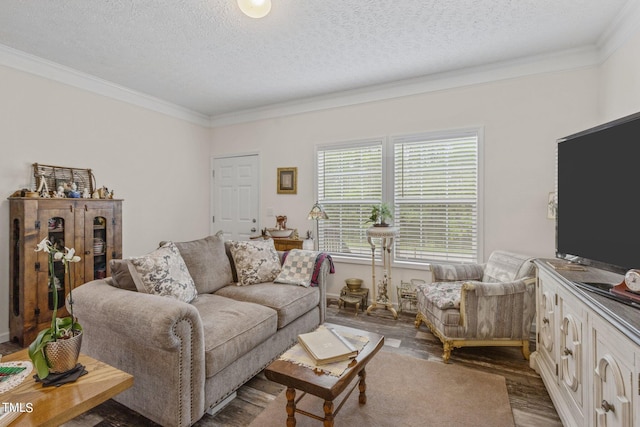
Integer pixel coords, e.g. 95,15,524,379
128,242,198,303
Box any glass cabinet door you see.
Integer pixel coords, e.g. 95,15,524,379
37,206,75,322
92,216,107,280
83,205,116,281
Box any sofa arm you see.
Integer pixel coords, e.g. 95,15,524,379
315,256,331,323
72,280,204,351
72,280,206,427
459,277,536,339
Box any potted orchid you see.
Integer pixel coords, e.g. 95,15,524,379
28,238,83,379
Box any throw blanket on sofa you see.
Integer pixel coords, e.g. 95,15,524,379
276,250,334,287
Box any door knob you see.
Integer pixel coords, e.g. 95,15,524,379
251,227,257,232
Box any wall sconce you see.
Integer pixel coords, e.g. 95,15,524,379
547,192,557,220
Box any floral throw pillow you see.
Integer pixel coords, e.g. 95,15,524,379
228,239,281,286
128,242,198,303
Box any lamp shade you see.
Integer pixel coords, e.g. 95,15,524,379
307,202,328,220
237,0,271,18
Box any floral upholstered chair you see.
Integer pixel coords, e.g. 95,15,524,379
415,250,536,363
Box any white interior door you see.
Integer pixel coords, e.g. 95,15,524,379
212,154,259,240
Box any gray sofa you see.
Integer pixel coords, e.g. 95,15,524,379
72,234,330,427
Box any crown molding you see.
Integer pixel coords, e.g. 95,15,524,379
597,0,640,62
0,43,211,127
2,1,639,131
210,46,600,127
211,1,640,127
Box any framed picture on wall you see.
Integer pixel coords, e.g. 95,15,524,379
277,167,297,194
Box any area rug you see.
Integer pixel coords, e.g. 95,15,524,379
250,351,514,427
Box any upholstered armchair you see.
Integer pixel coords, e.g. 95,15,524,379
415,250,535,363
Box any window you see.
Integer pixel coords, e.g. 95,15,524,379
316,139,383,258
393,131,479,264
315,129,480,265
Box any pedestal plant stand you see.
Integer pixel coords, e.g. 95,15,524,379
365,226,399,319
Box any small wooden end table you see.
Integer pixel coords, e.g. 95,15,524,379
264,323,384,427
0,349,133,427
272,238,304,251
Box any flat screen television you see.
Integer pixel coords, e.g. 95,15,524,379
556,111,640,275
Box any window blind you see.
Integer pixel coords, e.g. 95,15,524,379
316,141,383,257
393,133,478,263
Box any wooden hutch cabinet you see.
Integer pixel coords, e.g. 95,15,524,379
9,198,122,346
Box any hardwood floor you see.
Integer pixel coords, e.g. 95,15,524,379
0,305,561,426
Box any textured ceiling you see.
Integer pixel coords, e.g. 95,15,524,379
0,0,633,119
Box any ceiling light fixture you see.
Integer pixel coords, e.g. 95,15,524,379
237,0,272,19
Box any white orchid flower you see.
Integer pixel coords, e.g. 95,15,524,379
64,248,82,263
53,251,64,261
35,238,51,253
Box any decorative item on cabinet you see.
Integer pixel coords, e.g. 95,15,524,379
32,163,95,198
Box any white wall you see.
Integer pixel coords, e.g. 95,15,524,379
210,68,600,298
599,28,640,121
0,65,211,341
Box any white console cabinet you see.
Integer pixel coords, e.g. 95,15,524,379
532,260,640,427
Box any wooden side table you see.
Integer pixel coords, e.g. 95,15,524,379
0,349,133,426
272,238,303,251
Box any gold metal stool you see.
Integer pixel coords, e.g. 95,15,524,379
338,295,361,316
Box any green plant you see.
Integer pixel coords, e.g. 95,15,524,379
28,238,82,379
367,202,393,225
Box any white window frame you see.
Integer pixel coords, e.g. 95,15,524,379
314,137,388,262
391,128,483,266
314,128,483,266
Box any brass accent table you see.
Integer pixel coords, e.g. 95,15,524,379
339,286,369,314
0,349,133,427
338,296,361,315
365,226,399,319
264,323,384,427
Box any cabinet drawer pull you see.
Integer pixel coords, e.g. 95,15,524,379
601,400,614,413
542,317,549,324
563,347,573,356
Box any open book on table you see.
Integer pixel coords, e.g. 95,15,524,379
297,326,359,365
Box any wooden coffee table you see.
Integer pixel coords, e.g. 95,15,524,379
0,349,133,427
265,323,384,427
